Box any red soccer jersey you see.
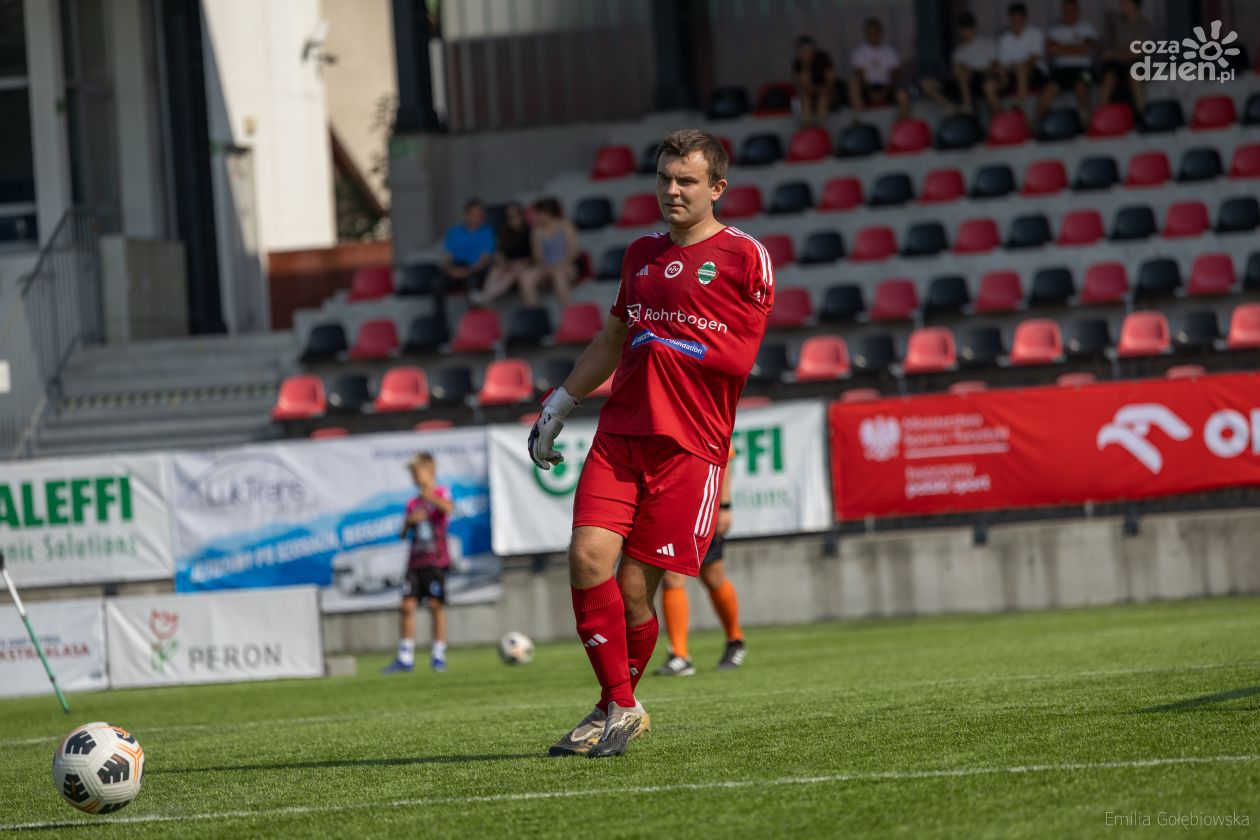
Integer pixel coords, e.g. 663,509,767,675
601,226,775,465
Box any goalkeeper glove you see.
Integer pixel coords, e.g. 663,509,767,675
528,386,578,470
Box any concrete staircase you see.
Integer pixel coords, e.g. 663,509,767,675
32,332,299,458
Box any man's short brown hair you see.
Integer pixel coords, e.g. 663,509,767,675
409,452,435,469
656,129,729,186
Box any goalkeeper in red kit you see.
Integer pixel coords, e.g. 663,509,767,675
527,129,774,757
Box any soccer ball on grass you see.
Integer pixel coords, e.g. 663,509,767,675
498,631,534,664
52,722,145,815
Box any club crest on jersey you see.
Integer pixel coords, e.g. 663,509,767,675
664,260,684,279
626,303,642,323
697,261,717,285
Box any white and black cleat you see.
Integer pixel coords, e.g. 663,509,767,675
653,654,696,677
548,706,606,757
586,701,650,758
716,640,746,671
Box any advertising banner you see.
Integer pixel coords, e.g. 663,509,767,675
105,587,323,688
830,372,1260,519
170,429,496,611
489,400,832,555
0,598,107,697
0,453,172,587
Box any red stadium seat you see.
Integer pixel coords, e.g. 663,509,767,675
1166,364,1206,379
841,388,881,403
870,278,918,321
1124,150,1171,187
920,168,965,204
719,185,764,219
987,111,1032,147
1188,253,1236,296
1229,143,1260,178
975,270,1024,313
761,234,795,267
518,412,540,425
768,286,811,328
1089,103,1134,138
478,358,534,406
450,309,502,352
415,419,454,430
310,427,349,439
953,218,1000,254
1009,319,1064,366
753,82,795,115
1021,159,1068,195
1191,95,1237,130
818,177,865,211
851,226,898,262
591,144,636,180
1162,200,1210,238
1080,261,1129,305
1227,303,1260,349
1057,209,1104,246
349,319,400,359
887,118,932,154
948,380,988,395
787,127,831,162
271,374,326,421
617,193,661,227
1056,372,1097,387
348,265,394,301
1117,311,1171,357
737,395,773,409
373,366,430,413
554,303,603,345
794,335,850,381
903,327,957,374
717,136,735,162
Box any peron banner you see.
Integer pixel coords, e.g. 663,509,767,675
829,372,1260,519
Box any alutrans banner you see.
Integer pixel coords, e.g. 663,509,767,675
829,372,1260,519
489,400,832,555
105,587,323,688
0,453,173,587
0,598,108,697
169,429,496,611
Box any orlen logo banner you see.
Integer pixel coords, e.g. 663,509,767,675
829,372,1260,519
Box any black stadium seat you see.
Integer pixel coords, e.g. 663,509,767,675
1140,98,1186,133
572,197,614,230
1243,92,1260,126
535,358,575,394
1246,253,1260,291
327,374,373,414
768,181,814,214
1216,196,1260,233
302,323,348,362
1175,310,1222,351
799,231,845,264
936,113,982,150
836,122,882,157
737,133,784,166
750,344,791,383
971,164,1016,198
1007,214,1052,249
1074,156,1119,191
1066,318,1113,358
1038,108,1083,142
1177,147,1223,182
1111,205,1158,241
505,307,552,348
395,262,441,296
819,283,865,321
638,142,659,175
430,367,475,406
706,85,749,120
959,327,1005,368
404,315,449,353
597,246,626,281
924,275,970,315
1029,266,1075,306
869,172,914,206
1135,257,1182,299
852,333,897,375
902,221,948,257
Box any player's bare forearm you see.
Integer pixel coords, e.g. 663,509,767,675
561,317,627,400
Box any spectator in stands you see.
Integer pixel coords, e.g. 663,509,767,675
439,198,496,293
847,17,910,120
791,36,837,126
469,202,532,306
920,12,1001,115
518,197,578,308
1099,0,1152,113
1039,0,1098,120
995,2,1048,118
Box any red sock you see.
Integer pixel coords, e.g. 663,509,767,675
571,578,632,712
626,615,659,695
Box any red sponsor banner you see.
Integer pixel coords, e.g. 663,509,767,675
829,372,1260,519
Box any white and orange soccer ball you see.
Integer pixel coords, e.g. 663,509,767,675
498,631,534,664
51,722,145,815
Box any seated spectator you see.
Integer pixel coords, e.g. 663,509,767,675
519,198,578,308
921,12,1000,115
792,36,838,126
470,202,532,306
847,18,910,120
1039,0,1098,120
1099,0,1152,113
995,2,1048,117
440,198,496,293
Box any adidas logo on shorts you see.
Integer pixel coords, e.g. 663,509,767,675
655,544,675,557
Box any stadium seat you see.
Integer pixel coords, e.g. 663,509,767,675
373,366,429,413
1167,364,1207,379
348,265,394,301
1227,303,1260,349
1162,200,1209,238
1110,205,1157,241
720,184,764,219
1117,311,1171,357
327,374,373,414
903,327,956,374
819,283,865,322
1009,319,1064,366
768,181,813,214
1177,147,1223,182
737,396,773,409
1174,311,1221,351
835,122,882,157
707,86,750,120
794,335,850,382
986,111,1031,147
936,113,982,150
1245,92,1260,126
415,419,455,431
851,226,897,262
449,309,502,352
309,427,348,439
301,322,348,362
535,358,574,393
403,315,448,353
970,164,1016,199
948,380,987,395
1006,214,1052,249
1057,372,1097,386
1029,266,1075,306
920,168,966,204
1139,98,1186,133
1190,94,1236,130
1135,257,1182,299
958,326,1005,368
1066,318,1112,359
271,374,326,421
1057,209,1104,246
638,142,660,175
841,388,881,403
590,145,635,180
737,132,784,166
975,270,1023,313
768,287,812,328
554,303,602,345
349,319,400,360
954,217,1000,253
1080,261,1129,305
1022,159,1068,195
761,234,795,267
1038,107,1083,142
799,230,845,264
753,82,795,115
617,193,661,227
1217,196,1260,233
870,279,918,321
750,344,791,383
478,358,534,406
395,262,441,296
1229,143,1260,178
1188,253,1235,296
429,367,476,406
597,246,626,281
787,127,831,162
851,334,898,375
887,118,932,154
924,274,970,314
1073,156,1119,191
505,307,552,348
902,221,948,257
819,176,864,210
1124,150,1171,187
1088,103,1134,138
869,172,915,206
1246,253,1260,292
572,197,614,230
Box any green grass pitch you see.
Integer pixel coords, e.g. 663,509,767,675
1,597,1258,837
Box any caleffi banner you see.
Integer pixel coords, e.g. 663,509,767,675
0,453,173,586
488,400,832,555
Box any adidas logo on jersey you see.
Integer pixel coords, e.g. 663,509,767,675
583,634,609,648
655,544,675,557
636,265,650,277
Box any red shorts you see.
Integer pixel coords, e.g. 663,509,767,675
573,432,725,576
